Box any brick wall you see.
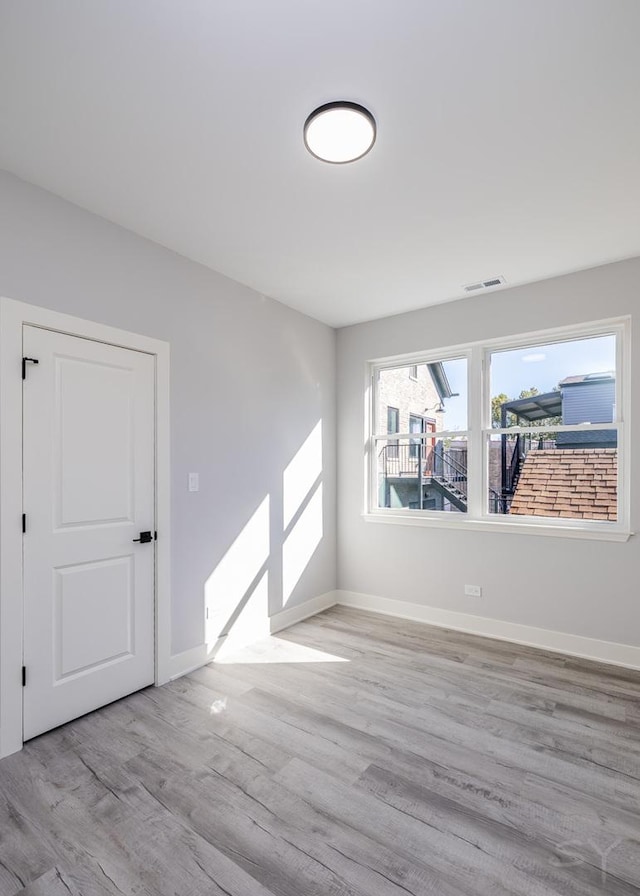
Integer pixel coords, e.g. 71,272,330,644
376,364,442,435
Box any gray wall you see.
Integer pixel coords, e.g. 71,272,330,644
337,259,639,646
0,171,337,655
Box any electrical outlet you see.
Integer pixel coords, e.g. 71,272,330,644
188,472,199,492
464,584,482,598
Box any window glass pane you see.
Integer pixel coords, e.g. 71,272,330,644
409,414,426,458
386,406,399,458
490,335,616,429
486,431,617,520
376,436,468,513
375,358,467,434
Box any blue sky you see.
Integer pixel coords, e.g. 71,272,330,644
440,335,616,431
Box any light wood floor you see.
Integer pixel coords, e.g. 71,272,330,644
1,606,639,895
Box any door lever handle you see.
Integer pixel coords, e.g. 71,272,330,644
133,531,153,544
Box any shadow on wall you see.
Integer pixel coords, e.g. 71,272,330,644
203,421,324,660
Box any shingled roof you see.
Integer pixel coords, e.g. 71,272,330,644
510,449,617,521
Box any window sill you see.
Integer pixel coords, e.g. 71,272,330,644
362,512,632,542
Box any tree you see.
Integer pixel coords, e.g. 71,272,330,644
491,393,510,427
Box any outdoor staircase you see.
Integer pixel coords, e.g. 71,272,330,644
379,442,470,511
429,476,467,512
380,442,503,513
500,433,529,513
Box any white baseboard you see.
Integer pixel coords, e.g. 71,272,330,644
165,591,339,681
269,590,338,635
167,643,209,681
166,589,639,676
336,590,640,671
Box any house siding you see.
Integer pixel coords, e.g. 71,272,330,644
558,378,616,448
562,379,615,425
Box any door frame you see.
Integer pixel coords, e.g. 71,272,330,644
0,297,171,758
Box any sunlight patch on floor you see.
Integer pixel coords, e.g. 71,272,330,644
214,634,349,665
209,696,228,715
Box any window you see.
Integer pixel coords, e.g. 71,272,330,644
368,319,629,539
374,358,468,513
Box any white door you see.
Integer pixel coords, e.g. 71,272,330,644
23,326,156,740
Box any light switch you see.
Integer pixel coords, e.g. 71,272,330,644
188,472,199,492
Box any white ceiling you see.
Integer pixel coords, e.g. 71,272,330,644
1,1,639,327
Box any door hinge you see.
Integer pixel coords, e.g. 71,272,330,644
22,357,39,380
154,531,158,541
22,513,26,534
22,666,26,687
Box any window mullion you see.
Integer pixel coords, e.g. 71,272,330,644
367,366,378,513
488,423,619,435
373,430,468,441
467,345,484,519
617,421,626,532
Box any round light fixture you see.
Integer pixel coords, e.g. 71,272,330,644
304,101,376,164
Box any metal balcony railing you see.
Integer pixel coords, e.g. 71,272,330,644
380,442,502,512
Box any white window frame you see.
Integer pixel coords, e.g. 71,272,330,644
364,317,631,542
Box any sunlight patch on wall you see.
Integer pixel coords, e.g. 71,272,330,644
282,483,323,605
219,570,270,653
283,421,322,528
204,495,269,650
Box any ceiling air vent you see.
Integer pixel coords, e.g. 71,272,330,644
463,276,506,293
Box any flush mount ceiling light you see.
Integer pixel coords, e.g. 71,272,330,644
304,101,376,164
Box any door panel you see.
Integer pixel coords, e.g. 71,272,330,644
23,326,155,740
54,556,134,679
55,357,135,527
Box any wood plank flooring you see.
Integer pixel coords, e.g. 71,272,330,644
1,606,639,895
